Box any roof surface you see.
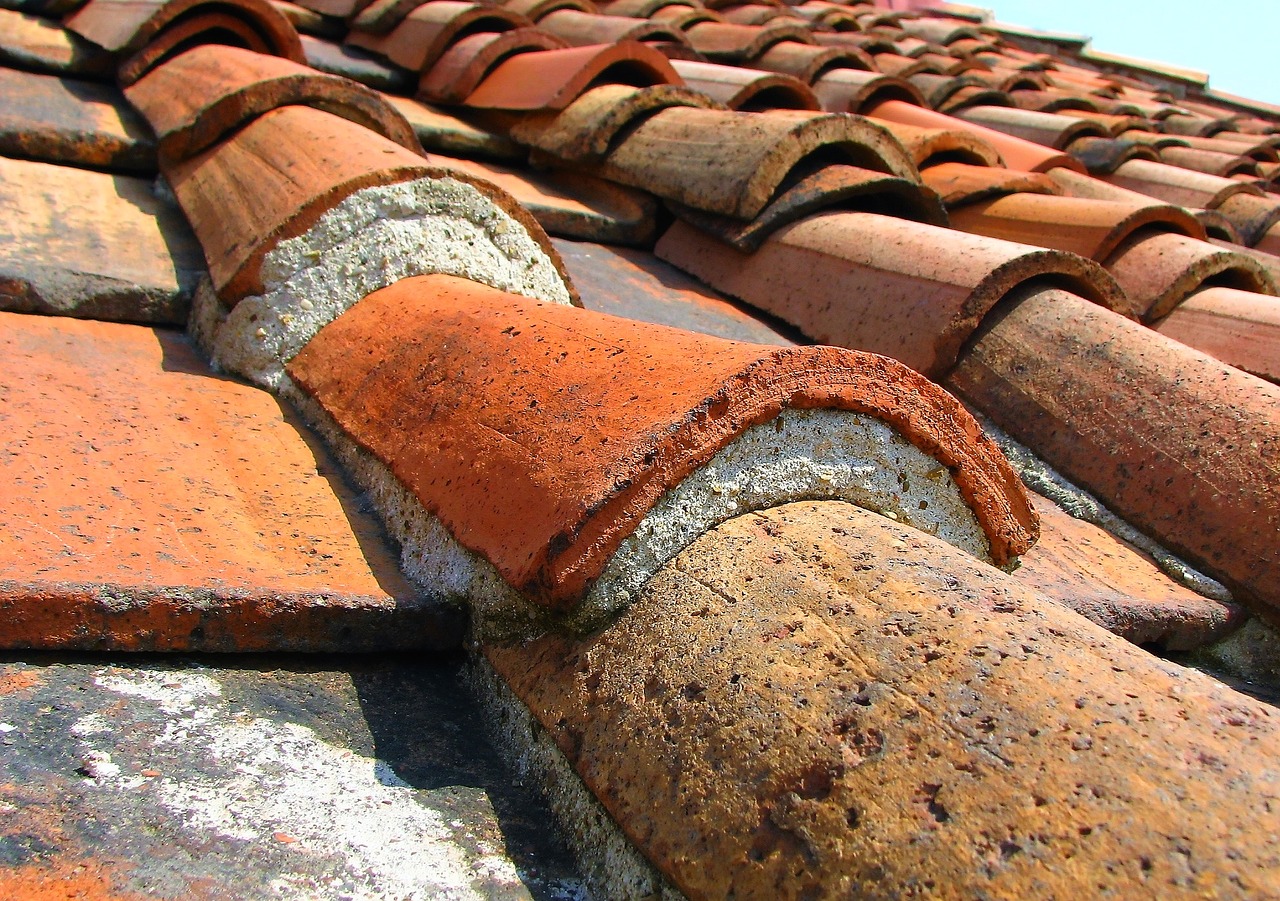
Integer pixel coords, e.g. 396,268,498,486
2,0,1279,897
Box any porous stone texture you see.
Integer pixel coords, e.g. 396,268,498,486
1197,618,1280,686
486,501,1280,900
196,177,572,388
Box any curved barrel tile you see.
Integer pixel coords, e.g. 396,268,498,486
347,1,531,73
669,58,819,110
285,274,1037,616
125,44,420,162
1151,286,1280,382
812,68,925,114
923,162,1062,208
418,27,569,104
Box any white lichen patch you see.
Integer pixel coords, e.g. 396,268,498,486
201,176,572,389
78,668,529,901
285,385,990,637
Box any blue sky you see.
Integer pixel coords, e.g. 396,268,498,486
982,1,1280,105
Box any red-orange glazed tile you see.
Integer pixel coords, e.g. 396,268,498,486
1152,286,1280,382
655,212,1127,378
871,117,1001,168
1103,228,1275,321
954,104,1108,150
299,34,413,92
538,9,689,48
431,154,658,244
0,157,204,324
0,9,114,78
64,0,303,70
947,287,1280,622
0,313,460,651
508,83,722,161
286,273,1035,608
418,27,568,104
921,161,1062,207
670,163,945,251
0,67,153,172
165,105,563,303
463,41,680,111
751,40,873,82
811,68,925,113
669,59,819,110
551,236,798,344
684,20,811,63
348,1,529,73
867,99,1086,173
1012,494,1242,651
948,193,1203,262
1160,145,1261,178
595,107,917,219
125,45,420,162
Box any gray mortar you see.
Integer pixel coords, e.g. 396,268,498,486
972,413,1233,602
196,177,572,389
467,655,688,901
282,380,993,638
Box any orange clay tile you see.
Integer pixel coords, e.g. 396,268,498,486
922,161,1063,207
655,212,1128,378
1160,145,1260,179
947,286,1280,622
299,33,413,92
669,163,946,251
538,9,689,47
431,153,658,245
418,27,569,104
485,501,1280,901
594,107,918,220
1013,493,1241,651
286,273,1035,608
113,11,299,85
1103,157,1261,210
1102,229,1275,321
947,193,1204,262
551,236,798,345
384,94,523,159
125,45,420,162
164,105,565,303
870,118,1002,168
597,0,695,16
0,157,204,324
907,72,989,109
347,1,530,73
507,83,723,161
668,59,820,110
811,68,925,113
751,40,874,82
1191,209,1244,244
0,67,153,173
0,312,461,651
1160,112,1229,137
867,51,929,78
463,41,681,111
867,99,1086,173
64,0,303,70
935,85,1022,114
684,20,812,62
285,0,367,18
1009,88,1100,114
1151,286,1280,382
716,3,795,25
953,104,1108,149
503,0,596,20
0,9,114,79
348,0,429,34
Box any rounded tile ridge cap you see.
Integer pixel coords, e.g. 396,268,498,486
418,27,571,104
65,0,303,61
125,44,421,162
509,83,725,160
286,273,1037,609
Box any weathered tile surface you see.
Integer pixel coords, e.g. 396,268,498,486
0,312,462,651
0,156,203,324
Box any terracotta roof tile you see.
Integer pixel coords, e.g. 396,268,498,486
683,19,812,62
538,8,690,47
0,8,114,77
417,27,569,103
347,0,531,73
1152,286,1280,383
299,32,413,90
124,44,420,162
0,156,203,323
921,160,1062,206
655,212,1128,377
0,66,154,171
0,312,461,651
384,92,525,158
462,40,681,110
287,273,1035,608
669,57,820,109
812,66,925,112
